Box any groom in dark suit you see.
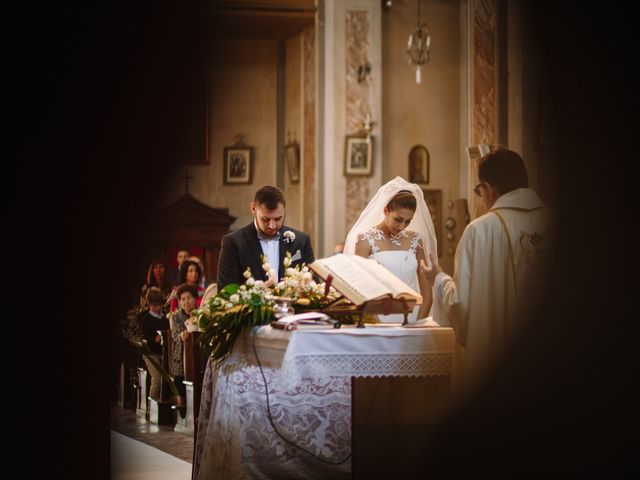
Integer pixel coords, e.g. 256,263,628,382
217,185,315,288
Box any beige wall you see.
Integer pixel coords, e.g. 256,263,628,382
382,0,461,274
284,34,302,228
166,38,279,230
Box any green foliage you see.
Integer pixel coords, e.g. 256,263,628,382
195,283,274,363
194,255,342,365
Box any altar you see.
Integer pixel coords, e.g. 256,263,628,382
192,324,455,480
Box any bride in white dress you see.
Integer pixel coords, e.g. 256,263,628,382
344,177,439,323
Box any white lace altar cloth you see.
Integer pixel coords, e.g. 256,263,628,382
277,324,455,392
193,325,454,480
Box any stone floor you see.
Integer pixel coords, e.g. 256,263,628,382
111,430,192,480
110,405,195,463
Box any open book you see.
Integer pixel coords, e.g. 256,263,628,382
309,255,422,306
271,312,340,331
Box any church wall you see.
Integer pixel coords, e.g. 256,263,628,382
382,0,461,274
284,34,302,228
319,0,383,258
166,38,279,231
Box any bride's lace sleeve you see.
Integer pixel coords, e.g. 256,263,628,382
358,228,383,254
409,231,423,254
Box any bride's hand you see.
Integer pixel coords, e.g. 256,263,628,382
419,253,443,285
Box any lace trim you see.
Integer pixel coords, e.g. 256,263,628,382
359,228,384,254
194,358,352,479
360,227,422,252
409,231,422,253
278,352,452,392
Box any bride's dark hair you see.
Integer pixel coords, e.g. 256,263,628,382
386,190,416,211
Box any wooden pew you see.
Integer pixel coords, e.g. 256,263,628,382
147,330,175,426
180,331,209,436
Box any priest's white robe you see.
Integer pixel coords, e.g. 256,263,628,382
433,188,552,394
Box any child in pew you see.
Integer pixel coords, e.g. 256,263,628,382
138,287,170,399
169,283,198,398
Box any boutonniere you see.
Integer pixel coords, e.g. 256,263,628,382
282,230,296,244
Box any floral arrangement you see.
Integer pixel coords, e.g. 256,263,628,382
193,251,340,363
282,230,296,243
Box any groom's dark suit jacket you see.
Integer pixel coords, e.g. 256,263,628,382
216,222,315,289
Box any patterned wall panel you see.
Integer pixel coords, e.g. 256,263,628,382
470,0,497,219
345,10,371,232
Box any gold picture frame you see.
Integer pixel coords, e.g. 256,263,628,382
344,135,374,176
409,145,429,185
223,146,253,184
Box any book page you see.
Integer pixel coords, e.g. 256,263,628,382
310,255,392,305
349,255,422,302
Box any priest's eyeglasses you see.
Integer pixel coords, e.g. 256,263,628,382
473,182,485,196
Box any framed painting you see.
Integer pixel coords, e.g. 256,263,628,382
408,145,429,185
223,146,253,184
181,74,211,165
285,142,300,183
344,135,373,176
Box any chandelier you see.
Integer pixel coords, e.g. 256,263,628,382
406,0,431,84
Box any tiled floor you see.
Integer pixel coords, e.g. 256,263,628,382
110,406,195,463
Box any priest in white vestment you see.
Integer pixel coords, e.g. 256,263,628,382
422,148,553,397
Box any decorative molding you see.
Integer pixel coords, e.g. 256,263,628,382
469,0,497,220
472,0,497,145
302,25,317,245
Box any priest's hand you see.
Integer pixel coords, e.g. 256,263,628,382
419,253,443,285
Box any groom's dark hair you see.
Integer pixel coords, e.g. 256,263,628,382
254,185,286,209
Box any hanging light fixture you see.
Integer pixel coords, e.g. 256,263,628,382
406,0,431,84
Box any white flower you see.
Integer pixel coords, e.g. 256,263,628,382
283,230,296,243
225,302,234,309
262,262,271,272
283,256,292,267
268,268,277,278
302,272,312,281
243,269,252,279
286,267,296,276
246,277,255,287
229,294,240,304
286,278,299,288
277,281,285,290
254,280,264,288
302,266,309,273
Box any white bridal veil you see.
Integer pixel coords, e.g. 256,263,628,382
343,176,438,265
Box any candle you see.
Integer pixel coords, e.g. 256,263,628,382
416,68,421,84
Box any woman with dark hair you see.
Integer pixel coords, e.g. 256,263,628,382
139,259,172,311
169,258,205,312
344,176,440,323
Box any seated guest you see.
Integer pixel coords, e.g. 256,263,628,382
189,255,211,290
171,247,190,286
139,259,172,312
170,283,198,398
138,287,170,399
169,258,204,312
